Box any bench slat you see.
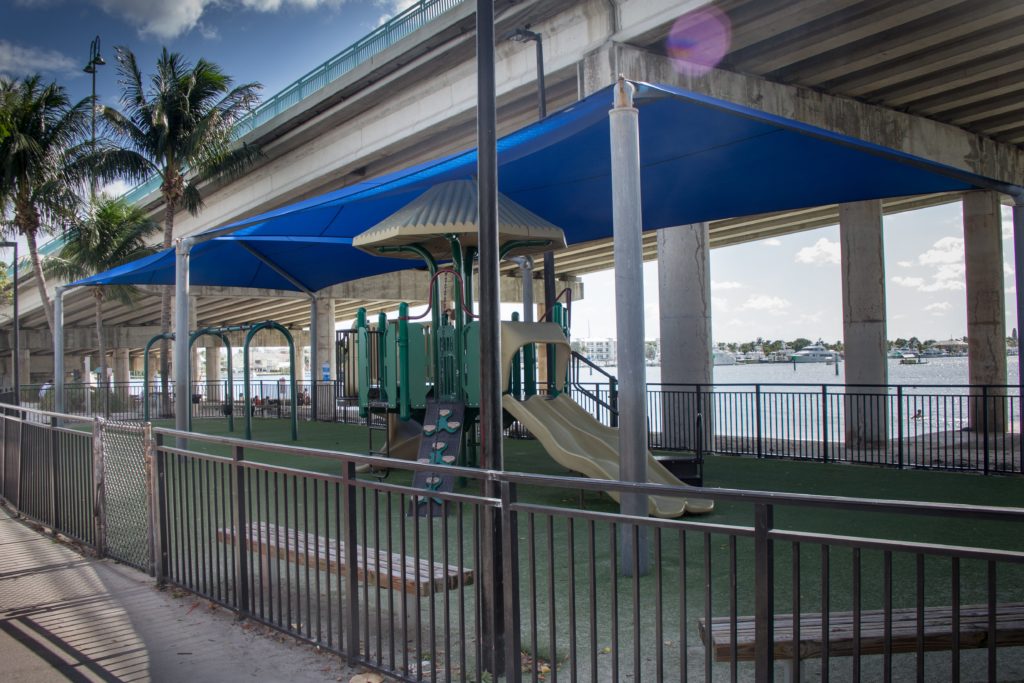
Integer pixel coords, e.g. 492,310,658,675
217,522,473,597
699,604,1024,661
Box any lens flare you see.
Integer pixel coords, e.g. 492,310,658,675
666,7,732,77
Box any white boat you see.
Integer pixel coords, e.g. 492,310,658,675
790,342,838,363
899,351,927,365
713,348,737,366
887,349,904,359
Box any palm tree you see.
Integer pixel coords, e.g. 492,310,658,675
0,76,92,336
46,196,159,392
93,47,261,408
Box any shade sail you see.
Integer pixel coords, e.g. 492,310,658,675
72,80,1012,292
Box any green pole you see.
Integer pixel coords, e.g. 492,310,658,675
398,302,410,421
142,333,173,422
356,308,368,418
377,312,388,405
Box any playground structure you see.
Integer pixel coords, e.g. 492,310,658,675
142,320,299,440
353,180,713,517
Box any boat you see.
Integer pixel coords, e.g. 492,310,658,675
790,342,838,363
713,347,737,366
899,352,927,365
887,349,904,359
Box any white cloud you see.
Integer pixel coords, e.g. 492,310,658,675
891,276,924,288
0,40,76,77
94,0,348,39
711,296,730,312
924,302,950,312
375,0,416,24
711,280,743,290
896,260,913,268
740,295,791,312
918,237,963,266
764,238,782,247
919,263,965,292
794,238,840,266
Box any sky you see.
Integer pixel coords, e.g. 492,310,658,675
0,0,1017,344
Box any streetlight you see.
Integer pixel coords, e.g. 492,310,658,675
1,242,19,406
508,27,557,380
83,35,105,202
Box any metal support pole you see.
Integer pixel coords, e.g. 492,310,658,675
11,242,18,405
1012,199,1024,410
609,77,649,576
54,286,65,415
477,0,504,674
174,239,193,444
309,296,318,421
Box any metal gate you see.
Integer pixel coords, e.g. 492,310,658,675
100,421,150,571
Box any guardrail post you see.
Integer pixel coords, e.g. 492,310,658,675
821,385,829,463
896,386,904,469
755,384,763,458
342,460,360,657
754,503,775,682
609,377,618,428
92,416,106,557
500,480,522,682
232,444,250,613
982,385,990,476
49,414,58,530
144,423,167,582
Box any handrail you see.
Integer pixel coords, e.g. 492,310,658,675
537,287,573,324
571,350,616,382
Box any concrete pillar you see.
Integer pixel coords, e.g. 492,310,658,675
17,348,30,387
315,297,336,420
657,223,713,450
113,348,131,384
964,191,1008,431
315,298,336,380
205,345,221,400
840,200,889,447
130,354,143,374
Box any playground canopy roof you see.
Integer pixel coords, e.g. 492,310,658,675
72,80,1017,294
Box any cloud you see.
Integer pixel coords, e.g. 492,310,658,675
896,260,913,268
375,0,417,25
740,295,791,312
918,263,965,292
794,238,840,265
918,237,963,266
711,280,743,290
0,40,76,78
94,0,349,39
891,276,924,288
924,302,950,312
764,238,782,247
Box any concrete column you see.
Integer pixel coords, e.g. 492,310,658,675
130,354,143,374
964,191,1007,431
206,345,221,400
17,348,30,386
315,297,336,420
113,348,131,385
657,223,713,450
840,200,889,447
315,298,336,381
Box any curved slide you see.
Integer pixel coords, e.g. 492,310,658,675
502,393,714,517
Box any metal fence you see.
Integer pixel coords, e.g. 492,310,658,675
4,406,1024,682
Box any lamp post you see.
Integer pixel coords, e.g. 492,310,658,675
1,242,19,405
83,35,105,202
509,27,557,352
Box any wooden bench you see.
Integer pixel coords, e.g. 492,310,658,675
217,521,473,597
699,604,1024,672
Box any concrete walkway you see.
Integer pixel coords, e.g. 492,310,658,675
0,506,386,682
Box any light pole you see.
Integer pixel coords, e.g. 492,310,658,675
83,35,105,202
509,27,557,358
1,242,18,405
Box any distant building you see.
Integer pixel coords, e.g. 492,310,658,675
580,338,617,365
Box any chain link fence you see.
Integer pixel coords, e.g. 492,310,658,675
100,420,150,571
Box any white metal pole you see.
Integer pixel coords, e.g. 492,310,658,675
174,239,192,442
610,76,649,576
54,286,65,415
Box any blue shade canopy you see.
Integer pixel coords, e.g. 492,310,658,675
73,80,1011,291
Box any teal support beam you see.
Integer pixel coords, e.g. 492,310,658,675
243,321,298,441
188,329,234,432
398,302,411,421
143,332,175,422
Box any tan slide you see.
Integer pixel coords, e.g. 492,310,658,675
502,393,714,518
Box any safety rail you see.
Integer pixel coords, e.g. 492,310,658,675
3,408,1024,681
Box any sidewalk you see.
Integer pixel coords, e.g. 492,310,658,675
0,506,385,682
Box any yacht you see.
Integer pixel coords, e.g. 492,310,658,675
713,347,737,366
790,342,838,364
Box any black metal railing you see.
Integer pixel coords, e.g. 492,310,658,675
2,407,1024,681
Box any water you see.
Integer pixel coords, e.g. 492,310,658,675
578,356,1020,388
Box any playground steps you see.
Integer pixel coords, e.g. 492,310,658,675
409,401,464,517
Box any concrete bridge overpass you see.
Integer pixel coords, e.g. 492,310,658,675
6,0,1024,411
